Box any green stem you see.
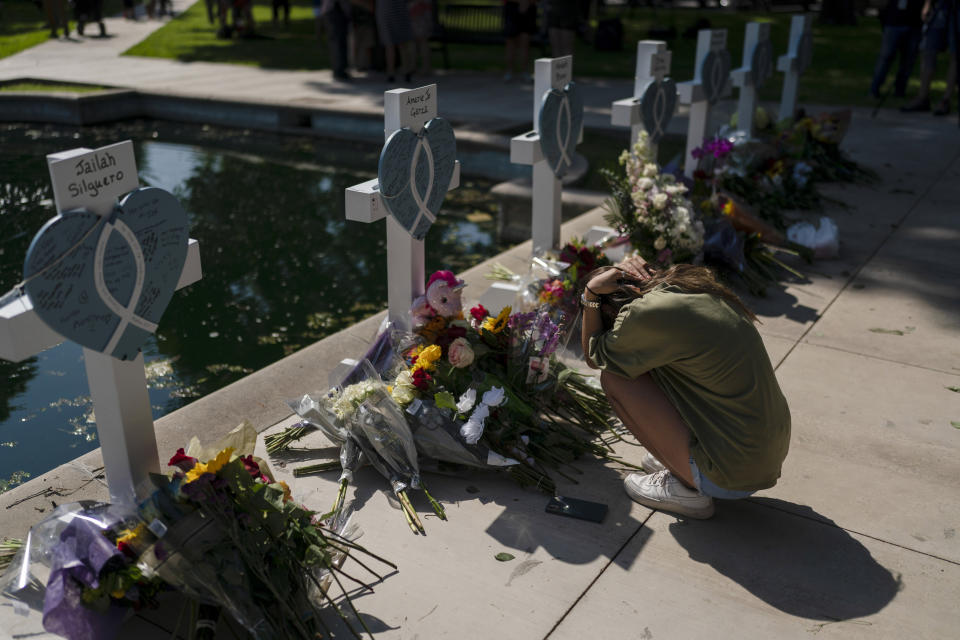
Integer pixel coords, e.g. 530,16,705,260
419,480,447,521
293,460,340,477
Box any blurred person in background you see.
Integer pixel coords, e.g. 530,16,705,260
902,0,959,114
870,0,925,99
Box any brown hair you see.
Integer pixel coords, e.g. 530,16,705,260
586,263,758,325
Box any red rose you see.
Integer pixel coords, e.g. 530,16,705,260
411,367,432,391
470,304,489,323
167,448,197,471
241,455,270,483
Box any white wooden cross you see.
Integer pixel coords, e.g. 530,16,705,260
678,29,732,179
731,22,774,138
777,14,814,122
509,55,580,257
0,141,202,507
344,84,461,330
611,40,677,161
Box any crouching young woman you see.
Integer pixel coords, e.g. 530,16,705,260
581,256,791,519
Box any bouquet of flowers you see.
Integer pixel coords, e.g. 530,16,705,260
690,131,823,228
602,130,705,268
783,110,877,184
1,424,394,640
283,359,447,535
485,241,611,354
390,273,635,493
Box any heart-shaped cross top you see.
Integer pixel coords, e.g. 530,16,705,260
23,187,189,361
701,49,732,105
751,39,774,87
538,82,584,179
640,79,678,144
378,117,457,241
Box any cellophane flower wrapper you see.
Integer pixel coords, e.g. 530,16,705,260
403,397,510,469
348,360,422,490
0,501,136,640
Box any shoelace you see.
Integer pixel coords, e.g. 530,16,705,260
650,470,672,487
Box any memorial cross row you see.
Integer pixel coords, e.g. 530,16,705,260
0,140,202,507
345,84,461,330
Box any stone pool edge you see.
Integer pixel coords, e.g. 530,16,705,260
0,84,514,150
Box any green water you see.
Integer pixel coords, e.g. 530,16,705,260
0,121,509,492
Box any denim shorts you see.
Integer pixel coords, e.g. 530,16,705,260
690,457,756,500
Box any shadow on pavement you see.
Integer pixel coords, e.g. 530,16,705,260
668,497,901,621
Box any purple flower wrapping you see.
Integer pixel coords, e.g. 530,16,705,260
42,518,128,640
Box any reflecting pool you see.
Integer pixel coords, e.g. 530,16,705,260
0,121,509,492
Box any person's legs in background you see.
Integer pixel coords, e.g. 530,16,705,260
326,2,351,81
894,25,923,97
871,25,907,98
934,14,959,114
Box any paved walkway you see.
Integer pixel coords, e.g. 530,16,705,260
1,7,959,639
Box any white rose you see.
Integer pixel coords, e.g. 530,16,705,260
643,162,659,177
460,404,491,445
653,193,668,210
637,177,654,191
481,386,506,407
456,388,477,414
391,384,417,406
676,206,690,219
654,236,667,251
448,337,475,368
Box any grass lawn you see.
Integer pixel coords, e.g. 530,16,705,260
0,0,124,59
125,0,333,68
123,2,942,108
0,0,54,58
0,80,110,91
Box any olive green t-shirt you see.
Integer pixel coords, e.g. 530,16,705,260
588,287,791,491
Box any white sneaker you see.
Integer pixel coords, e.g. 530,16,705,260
623,470,715,519
641,451,666,473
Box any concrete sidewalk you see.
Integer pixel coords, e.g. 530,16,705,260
1,8,959,639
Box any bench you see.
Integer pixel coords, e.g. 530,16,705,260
430,2,548,69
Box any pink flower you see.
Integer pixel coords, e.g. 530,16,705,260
448,337,475,368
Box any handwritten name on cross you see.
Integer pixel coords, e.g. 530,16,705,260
611,40,678,160
509,55,580,257
678,29,732,179
731,22,774,137
777,14,814,122
344,84,460,330
0,140,202,507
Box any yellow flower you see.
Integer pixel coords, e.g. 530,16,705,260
184,447,234,483
412,344,443,372
722,200,735,217
277,480,293,502
482,306,511,334
116,523,148,547
111,589,127,599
